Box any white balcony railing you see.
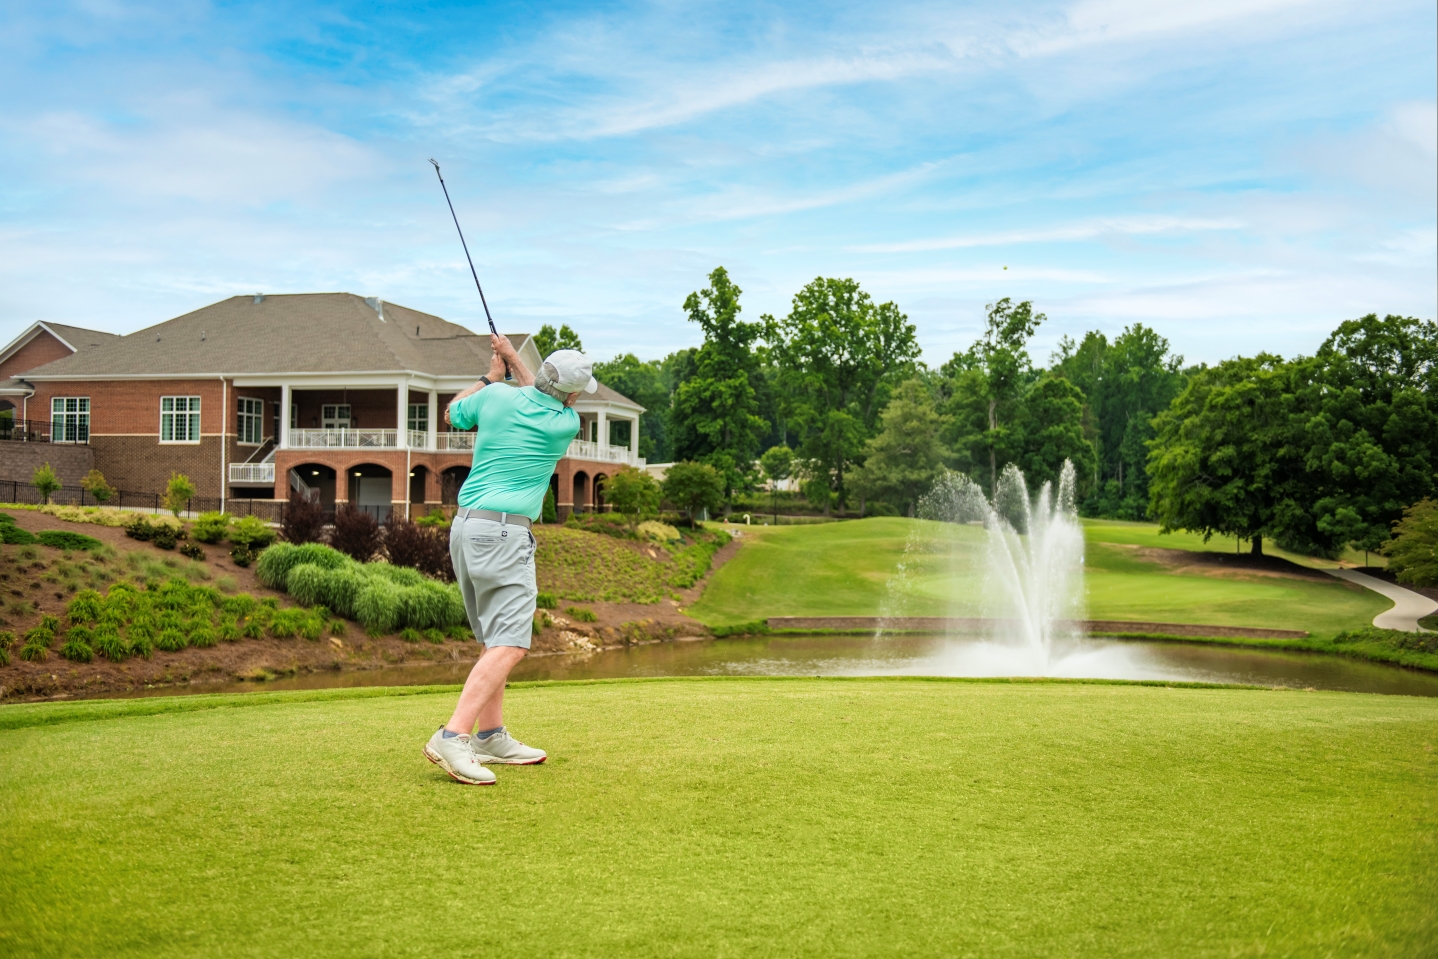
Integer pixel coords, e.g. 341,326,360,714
436,432,475,451
408,429,429,449
229,463,276,484
566,439,643,466
289,429,398,449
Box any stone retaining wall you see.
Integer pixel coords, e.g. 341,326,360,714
765,616,1309,640
0,442,95,487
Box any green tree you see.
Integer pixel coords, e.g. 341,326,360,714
1279,314,1438,557
532,324,583,357
606,465,661,533
1147,355,1296,555
1381,498,1438,587
32,463,61,504
165,472,198,517
660,461,724,528
940,299,1044,497
1053,324,1186,517
80,469,114,503
1014,375,1097,493
592,353,671,462
764,277,919,509
758,445,793,522
848,379,950,517
671,268,768,503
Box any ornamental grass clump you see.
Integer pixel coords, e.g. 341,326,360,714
188,624,217,648
20,626,52,661
156,628,187,652
67,589,104,624
60,626,94,662
399,627,422,643
0,630,13,667
125,623,154,658
93,625,126,661
257,543,349,589
354,578,402,634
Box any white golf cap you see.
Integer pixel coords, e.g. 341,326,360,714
543,349,598,394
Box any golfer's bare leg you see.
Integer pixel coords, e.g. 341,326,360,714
445,644,527,734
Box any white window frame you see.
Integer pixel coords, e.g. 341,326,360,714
160,395,202,444
237,397,264,445
51,396,90,444
321,404,352,429
407,403,428,433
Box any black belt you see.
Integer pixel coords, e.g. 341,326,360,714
454,507,532,529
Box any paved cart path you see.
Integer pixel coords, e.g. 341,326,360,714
1326,569,1437,632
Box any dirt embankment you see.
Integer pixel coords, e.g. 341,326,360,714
0,510,743,702
1106,543,1335,581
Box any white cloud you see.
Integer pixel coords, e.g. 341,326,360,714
850,216,1245,252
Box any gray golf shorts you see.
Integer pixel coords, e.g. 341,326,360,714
450,515,537,649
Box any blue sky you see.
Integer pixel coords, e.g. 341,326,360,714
1,0,1433,367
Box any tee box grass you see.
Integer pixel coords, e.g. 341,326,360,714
1,679,1435,958
689,517,1391,636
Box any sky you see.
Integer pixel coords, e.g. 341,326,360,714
0,0,1433,368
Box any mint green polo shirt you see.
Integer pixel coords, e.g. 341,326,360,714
449,384,579,519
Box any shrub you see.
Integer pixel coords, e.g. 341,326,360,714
241,618,265,640
152,526,178,550
297,613,323,641
327,618,347,636
424,628,444,644
191,512,232,544
415,508,451,529
397,581,454,629
607,465,662,533
93,625,126,661
60,629,94,662
354,578,402,633
20,629,52,660
67,589,104,624
126,623,155,658
566,606,598,623
2,524,37,545
661,461,724,527
332,504,382,561
179,542,206,561
542,486,557,524
155,628,187,651
638,520,682,544
216,616,242,642
37,530,103,551
1382,498,1438,587
384,517,453,580
269,608,306,639
256,542,350,588
32,463,62,505
40,614,60,632
229,515,277,551
125,517,155,541
282,490,326,544
221,593,258,617
444,623,473,641
188,624,217,648
164,472,197,517
536,591,558,609
80,469,115,503
399,627,422,643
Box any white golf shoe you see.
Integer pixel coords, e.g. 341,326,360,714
469,727,547,765
423,727,497,785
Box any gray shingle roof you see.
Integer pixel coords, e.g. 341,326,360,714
21,293,642,407
41,323,120,351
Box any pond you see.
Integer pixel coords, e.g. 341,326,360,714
115,633,1438,699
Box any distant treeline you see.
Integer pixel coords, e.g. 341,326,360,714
535,268,1436,557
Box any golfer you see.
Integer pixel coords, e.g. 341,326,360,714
423,333,597,785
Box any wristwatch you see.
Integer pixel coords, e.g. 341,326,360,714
478,376,492,386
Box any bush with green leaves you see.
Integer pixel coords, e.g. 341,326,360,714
38,530,103,551
152,526,178,550
21,625,54,661
67,589,104,624
2,524,37,545
228,515,277,551
179,542,205,561
536,592,558,609
59,626,93,662
164,472,197,517
32,463,62,504
191,512,232,544
258,541,468,634
93,625,126,661
0,630,12,667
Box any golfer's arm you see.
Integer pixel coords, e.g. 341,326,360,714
503,352,534,387
445,380,488,426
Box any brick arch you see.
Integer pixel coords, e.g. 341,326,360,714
572,470,589,513
593,472,609,511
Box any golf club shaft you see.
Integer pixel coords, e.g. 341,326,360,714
429,159,500,338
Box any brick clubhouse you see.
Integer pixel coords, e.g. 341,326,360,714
0,294,645,519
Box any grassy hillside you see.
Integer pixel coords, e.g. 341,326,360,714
690,518,1391,635
2,679,1433,958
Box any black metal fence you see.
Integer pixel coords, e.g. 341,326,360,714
0,419,73,444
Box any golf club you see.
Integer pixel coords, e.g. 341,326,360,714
429,158,510,377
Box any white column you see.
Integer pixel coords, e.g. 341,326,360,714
396,379,409,449
629,415,638,460
597,409,608,450
279,383,291,449
426,389,438,450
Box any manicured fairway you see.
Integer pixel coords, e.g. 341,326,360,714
2,680,1435,958
692,518,1391,634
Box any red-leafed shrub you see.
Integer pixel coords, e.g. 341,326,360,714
331,503,382,562
384,517,453,581
282,490,326,544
